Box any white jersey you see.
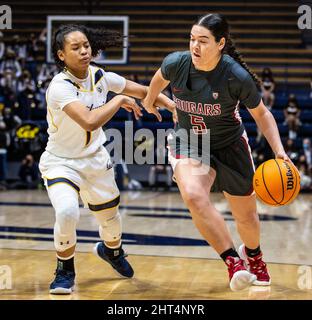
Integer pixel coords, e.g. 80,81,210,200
45,65,126,158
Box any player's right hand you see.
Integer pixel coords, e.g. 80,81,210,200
141,98,162,122
119,95,143,120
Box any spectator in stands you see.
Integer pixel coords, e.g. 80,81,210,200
26,33,39,60
8,35,27,61
256,68,275,143
37,63,57,109
16,70,37,119
261,67,275,110
298,154,312,190
25,33,40,80
38,28,48,54
2,107,22,132
284,94,301,139
0,49,22,78
0,68,18,109
0,31,5,60
284,138,299,163
36,79,50,109
39,28,47,44
302,138,312,175
17,154,40,189
252,137,273,167
0,68,16,93
37,63,57,84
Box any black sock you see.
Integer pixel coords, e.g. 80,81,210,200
220,248,239,262
104,242,122,259
245,246,261,257
57,257,75,272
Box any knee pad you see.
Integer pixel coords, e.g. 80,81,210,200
94,209,122,243
54,202,80,252
54,222,77,253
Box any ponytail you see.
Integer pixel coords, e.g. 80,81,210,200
223,37,262,89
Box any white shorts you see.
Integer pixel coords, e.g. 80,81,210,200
39,146,120,210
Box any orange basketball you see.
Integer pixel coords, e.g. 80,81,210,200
253,159,300,206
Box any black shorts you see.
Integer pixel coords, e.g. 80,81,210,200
168,133,255,196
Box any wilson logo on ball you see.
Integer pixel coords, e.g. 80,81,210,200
283,162,294,190
253,159,300,206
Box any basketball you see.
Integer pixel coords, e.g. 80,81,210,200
253,159,301,206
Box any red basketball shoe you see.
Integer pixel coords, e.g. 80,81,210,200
239,244,271,286
225,256,257,291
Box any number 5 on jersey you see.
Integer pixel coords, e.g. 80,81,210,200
190,115,208,134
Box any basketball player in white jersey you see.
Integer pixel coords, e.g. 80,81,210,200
39,24,176,294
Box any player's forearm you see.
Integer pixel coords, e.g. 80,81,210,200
87,96,122,130
123,79,175,113
154,93,176,113
255,111,285,155
122,80,147,99
145,69,170,106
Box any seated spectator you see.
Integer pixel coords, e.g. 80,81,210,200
283,94,301,139
16,70,37,119
302,138,312,176
261,67,275,110
253,136,274,166
0,68,17,93
25,33,39,80
255,68,275,144
0,48,22,79
0,68,18,109
36,63,58,109
8,35,27,61
2,107,22,132
284,138,299,163
17,154,40,189
298,154,312,191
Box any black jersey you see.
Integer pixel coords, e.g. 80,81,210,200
161,51,261,150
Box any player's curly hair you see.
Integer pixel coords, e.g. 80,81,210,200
52,24,124,70
195,14,261,89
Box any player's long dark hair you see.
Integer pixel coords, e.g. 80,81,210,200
195,14,261,88
52,24,124,70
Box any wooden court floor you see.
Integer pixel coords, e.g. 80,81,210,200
0,190,312,300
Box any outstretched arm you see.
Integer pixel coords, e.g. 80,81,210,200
122,77,175,121
141,69,171,114
63,95,142,131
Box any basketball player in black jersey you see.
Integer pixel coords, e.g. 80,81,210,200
143,14,290,291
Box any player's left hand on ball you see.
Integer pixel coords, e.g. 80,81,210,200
275,151,294,166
